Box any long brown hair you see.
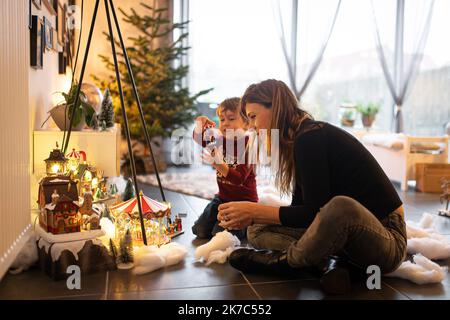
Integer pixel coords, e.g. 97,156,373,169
241,79,311,195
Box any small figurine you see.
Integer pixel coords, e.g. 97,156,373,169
438,177,450,218
176,215,182,232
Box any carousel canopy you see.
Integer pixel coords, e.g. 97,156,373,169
110,192,170,219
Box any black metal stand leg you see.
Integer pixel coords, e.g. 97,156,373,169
108,0,166,202
62,0,100,154
104,0,148,245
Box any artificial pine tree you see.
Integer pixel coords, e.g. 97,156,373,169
122,178,135,201
93,3,212,140
94,188,105,201
108,183,118,195
98,88,115,130
118,229,134,267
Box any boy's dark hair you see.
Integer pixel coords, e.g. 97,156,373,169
217,97,248,122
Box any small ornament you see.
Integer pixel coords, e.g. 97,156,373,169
122,178,135,201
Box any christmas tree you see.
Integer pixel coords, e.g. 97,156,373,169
118,229,134,265
93,3,212,140
98,88,115,130
123,178,135,201
94,188,105,201
108,183,118,195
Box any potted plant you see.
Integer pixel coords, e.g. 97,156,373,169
357,102,380,129
339,103,357,127
44,81,96,131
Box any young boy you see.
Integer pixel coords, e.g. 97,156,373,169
192,97,258,239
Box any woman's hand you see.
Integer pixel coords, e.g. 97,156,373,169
218,201,256,230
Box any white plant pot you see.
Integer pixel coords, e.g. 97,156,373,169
49,104,86,131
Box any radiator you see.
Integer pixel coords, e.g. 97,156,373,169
0,0,32,280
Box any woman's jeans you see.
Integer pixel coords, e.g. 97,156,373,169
247,195,407,273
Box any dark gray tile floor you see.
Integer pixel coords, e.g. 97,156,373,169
1,181,449,300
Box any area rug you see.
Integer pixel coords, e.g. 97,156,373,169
137,170,291,205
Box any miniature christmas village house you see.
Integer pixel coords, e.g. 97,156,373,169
38,176,81,234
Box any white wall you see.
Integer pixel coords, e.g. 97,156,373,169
30,0,73,131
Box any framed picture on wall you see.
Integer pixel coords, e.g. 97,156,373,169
58,51,67,74
52,28,58,51
55,0,66,46
42,0,56,15
32,0,42,10
28,0,33,29
30,15,43,69
43,17,52,51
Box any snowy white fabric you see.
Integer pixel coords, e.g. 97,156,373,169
133,242,188,275
385,213,450,284
100,217,115,239
9,232,39,274
405,213,450,260
195,231,240,264
106,176,128,194
205,247,234,266
387,254,448,285
37,236,103,262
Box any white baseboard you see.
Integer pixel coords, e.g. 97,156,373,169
0,224,33,281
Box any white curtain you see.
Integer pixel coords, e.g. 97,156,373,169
273,0,341,101
371,0,435,133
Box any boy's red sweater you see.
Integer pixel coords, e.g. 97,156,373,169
193,128,258,203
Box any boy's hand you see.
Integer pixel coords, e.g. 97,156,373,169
201,147,223,165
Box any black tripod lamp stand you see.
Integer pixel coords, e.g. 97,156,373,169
62,0,167,246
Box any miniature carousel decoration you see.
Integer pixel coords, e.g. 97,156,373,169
110,192,182,246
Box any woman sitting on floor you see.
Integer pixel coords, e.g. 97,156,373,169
217,79,407,295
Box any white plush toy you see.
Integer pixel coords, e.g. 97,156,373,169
195,231,240,263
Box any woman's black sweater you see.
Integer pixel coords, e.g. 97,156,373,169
279,119,403,228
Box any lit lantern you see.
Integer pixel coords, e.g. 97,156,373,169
44,144,68,176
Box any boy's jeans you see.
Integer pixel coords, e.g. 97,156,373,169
247,195,407,273
192,195,247,240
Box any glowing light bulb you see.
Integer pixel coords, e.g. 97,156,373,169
51,164,61,174
84,170,92,182
91,177,99,189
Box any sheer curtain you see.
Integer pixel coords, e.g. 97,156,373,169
371,0,435,133
272,0,341,101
